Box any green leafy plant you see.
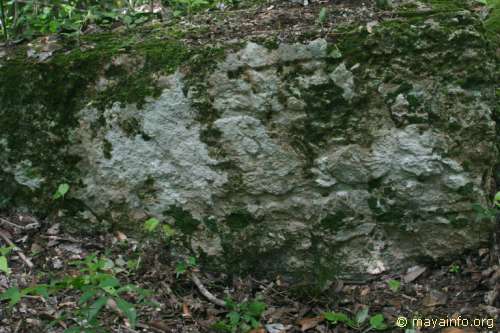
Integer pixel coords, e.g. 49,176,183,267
479,0,500,34
324,311,357,328
0,246,14,275
143,217,175,240
0,253,153,332
323,308,388,331
213,298,267,333
317,7,327,27
449,263,460,274
369,314,388,330
387,279,401,293
175,256,197,277
170,0,209,18
53,183,70,199
0,286,22,306
143,217,160,232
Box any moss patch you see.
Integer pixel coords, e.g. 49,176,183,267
0,26,229,218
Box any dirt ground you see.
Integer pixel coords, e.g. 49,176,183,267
0,209,499,333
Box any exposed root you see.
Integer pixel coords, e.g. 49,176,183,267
0,229,34,269
190,271,226,307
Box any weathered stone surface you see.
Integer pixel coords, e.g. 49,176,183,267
0,5,498,284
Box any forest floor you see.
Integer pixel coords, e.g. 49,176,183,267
0,211,499,333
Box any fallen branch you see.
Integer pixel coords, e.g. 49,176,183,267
190,271,226,307
0,230,34,269
0,217,38,230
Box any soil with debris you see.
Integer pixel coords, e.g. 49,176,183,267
1,209,499,333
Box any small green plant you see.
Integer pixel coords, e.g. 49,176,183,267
449,263,460,274
53,183,70,199
171,0,209,18
213,298,267,333
369,314,388,330
175,256,197,277
0,246,14,275
317,7,327,27
387,279,401,293
143,217,160,232
479,0,500,35
143,217,175,240
0,253,153,332
323,308,388,331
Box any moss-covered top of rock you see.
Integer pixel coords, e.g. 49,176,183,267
0,0,498,215
0,23,226,210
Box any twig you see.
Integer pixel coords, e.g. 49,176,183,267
0,230,34,268
0,217,23,229
13,320,22,333
189,271,226,307
0,217,37,230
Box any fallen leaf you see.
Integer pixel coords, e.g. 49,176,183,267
478,304,499,317
47,223,60,235
182,303,191,318
366,20,379,33
478,248,489,256
403,265,427,283
115,231,127,241
484,289,498,305
359,286,370,296
26,318,42,326
471,271,482,281
149,320,170,332
422,289,447,307
298,316,324,331
367,260,386,275
31,243,43,254
265,323,288,333
248,329,265,333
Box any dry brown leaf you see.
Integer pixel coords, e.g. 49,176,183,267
403,265,427,283
298,316,324,331
115,231,127,241
359,285,370,296
182,303,192,318
149,320,170,332
422,289,447,307
478,248,489,257
31,243,43,254
248,329,265,333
